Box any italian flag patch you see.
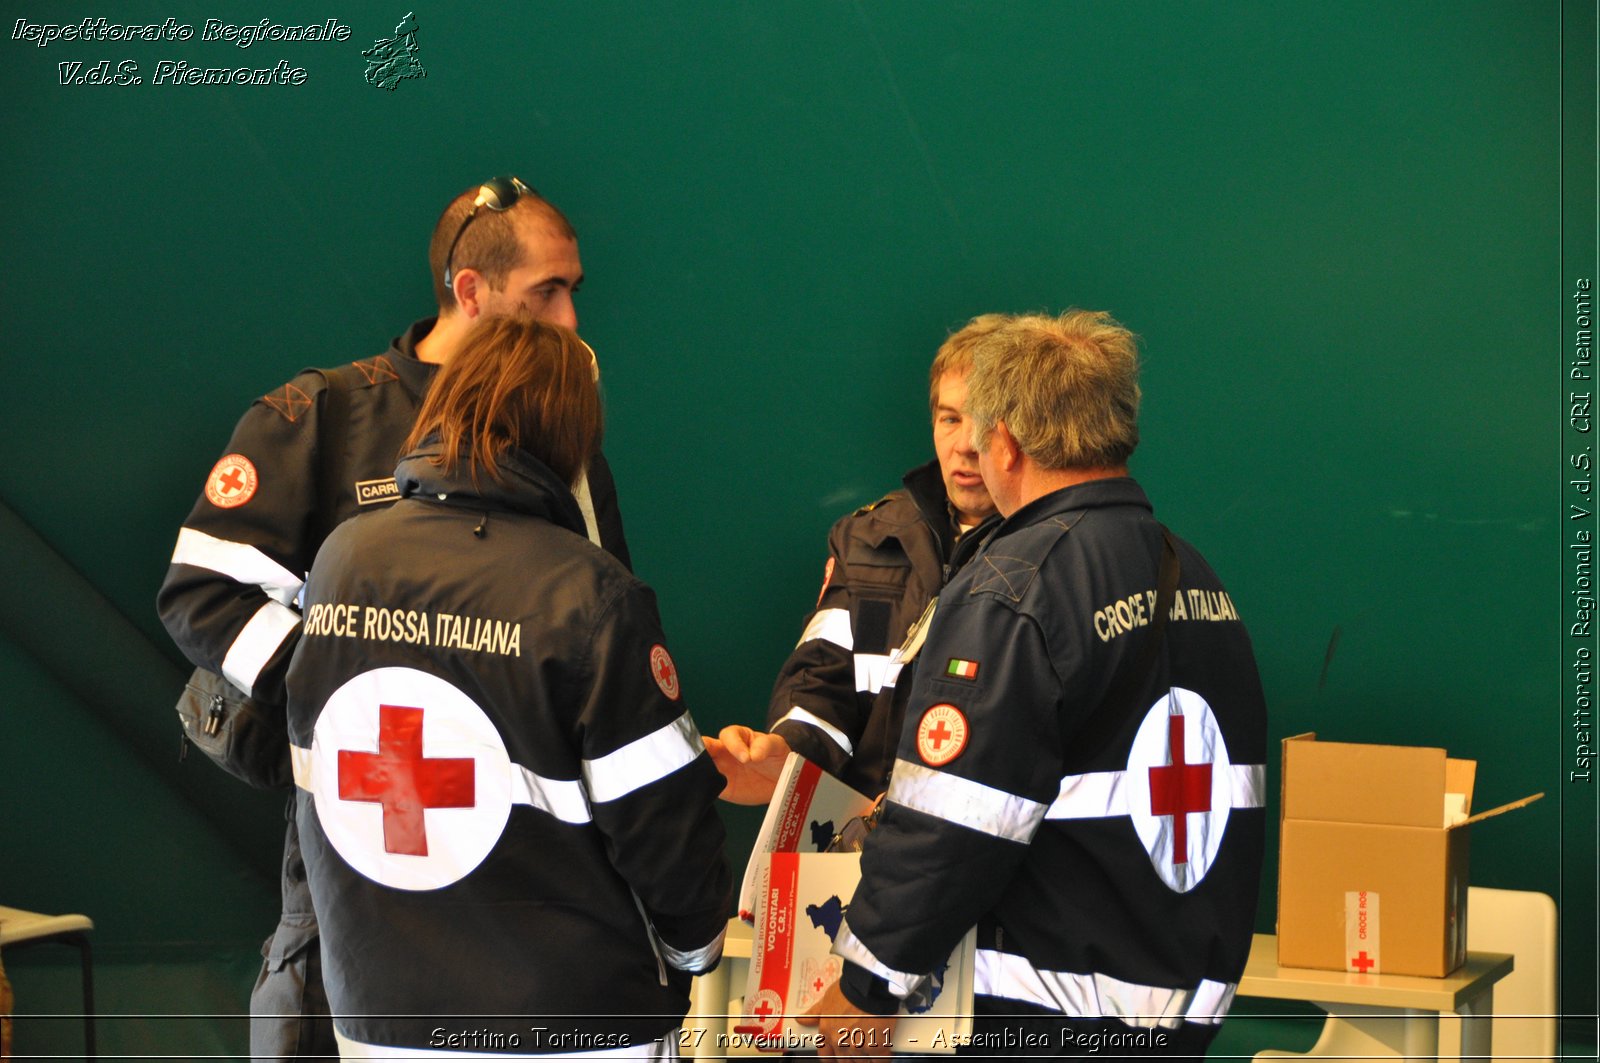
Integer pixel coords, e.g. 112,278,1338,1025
946,658,979,680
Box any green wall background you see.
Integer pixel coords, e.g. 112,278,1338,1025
1,0,1590,1056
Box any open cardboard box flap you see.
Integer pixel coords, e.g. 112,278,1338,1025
1458,791,1544,828
1283,733,1539,829
1282,733,1446,827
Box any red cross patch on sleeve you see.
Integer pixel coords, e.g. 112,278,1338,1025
650,644,681,701
205,454,259,509
916,704,969,766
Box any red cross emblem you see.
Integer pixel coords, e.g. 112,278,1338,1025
650,644,681,701
204,454,258,509
1125,688,1238,893
916,704,968,766
736,988,785,1036
311,667,512,891
1350,950,1376,973
1147,712,1214,864
337,704,475,856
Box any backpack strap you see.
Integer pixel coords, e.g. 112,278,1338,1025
1070,525,1181,756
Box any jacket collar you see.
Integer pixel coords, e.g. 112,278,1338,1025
994,476,1153,535
395,441,589,537
902,460,951,530
386,317,441,400
903,458,1003,564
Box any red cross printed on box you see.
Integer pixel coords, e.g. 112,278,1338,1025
1147,712,1214,865
1350,951,1376,974
337,704,475,856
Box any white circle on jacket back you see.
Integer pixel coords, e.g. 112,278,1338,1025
311,666,512,891
1126,686,1233,894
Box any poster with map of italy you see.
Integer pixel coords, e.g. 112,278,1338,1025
736,753,879,921
740,850,975,1053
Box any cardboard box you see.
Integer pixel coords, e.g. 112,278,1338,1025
1276,734,1541,977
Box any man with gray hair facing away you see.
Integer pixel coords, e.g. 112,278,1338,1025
800,310,1268,1059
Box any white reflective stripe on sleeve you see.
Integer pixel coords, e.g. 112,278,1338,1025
854,652,895,694
583,712,703,803
773,707,855,757
832,917,928,1001
572,469,603,550
171,527,304,606
798,607,852,650
1229,763,1266,808
1045,770,1132,819
221,600,301,697
1045,763,1267,820
974,949,1239,1029
295,740,594,824
660,923,727,973
290,743,313,790
510,765,593,824
1188,979,1237,1026
887,759,1046,843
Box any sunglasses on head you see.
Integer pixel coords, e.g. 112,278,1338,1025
442,176,537,288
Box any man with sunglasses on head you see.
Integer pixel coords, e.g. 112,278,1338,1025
157,178,629,1062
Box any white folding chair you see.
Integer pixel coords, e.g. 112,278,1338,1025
0,906,96,1060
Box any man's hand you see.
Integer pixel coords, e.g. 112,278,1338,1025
795,978,896,1060
702,726,792,805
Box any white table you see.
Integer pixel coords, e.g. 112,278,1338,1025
1237,933,1514,1063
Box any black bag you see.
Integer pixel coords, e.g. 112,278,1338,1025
176,667,294,790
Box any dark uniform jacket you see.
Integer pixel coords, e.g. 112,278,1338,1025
767,461,994,796
159,318,629,707
834,478,1267,1039
286,443,730,1052
154,318,631,1029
